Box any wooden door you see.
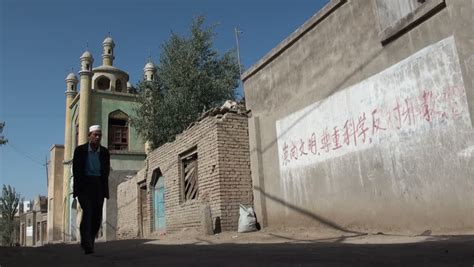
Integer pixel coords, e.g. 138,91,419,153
153,176,166,231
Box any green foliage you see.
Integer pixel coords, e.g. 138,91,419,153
133,16,240,149
0,184,20,246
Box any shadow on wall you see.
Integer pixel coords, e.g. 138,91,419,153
254,186,367,235
249,49,386,233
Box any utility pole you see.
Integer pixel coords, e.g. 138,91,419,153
234,27,244,94
0,122,8,145
45,156,49,187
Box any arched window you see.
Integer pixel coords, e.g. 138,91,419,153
115,80,123,92
108,110,129,150
96,76,110,90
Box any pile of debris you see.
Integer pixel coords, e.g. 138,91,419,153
186,99,249,130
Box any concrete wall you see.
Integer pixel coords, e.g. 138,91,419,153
47,145,64,242
103,170,137,241
110,152,146,171
23,212,35,246
243,0,473,235
116,176,139,239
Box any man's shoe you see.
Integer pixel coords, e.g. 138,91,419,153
81,241,94,254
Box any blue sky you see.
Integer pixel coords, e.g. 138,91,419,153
0,0,329,200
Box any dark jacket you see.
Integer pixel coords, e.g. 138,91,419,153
72,143,110,199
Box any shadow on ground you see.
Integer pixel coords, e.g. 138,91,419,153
1,235,473,267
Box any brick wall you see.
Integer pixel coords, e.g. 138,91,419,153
143,111,253,235
216,113,253,231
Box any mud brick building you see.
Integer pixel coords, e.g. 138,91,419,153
117,103,253,238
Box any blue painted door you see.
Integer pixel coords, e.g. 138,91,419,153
153,176,166,231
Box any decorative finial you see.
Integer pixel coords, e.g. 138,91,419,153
86,41,89,50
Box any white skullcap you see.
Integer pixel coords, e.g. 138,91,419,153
89,125,101,132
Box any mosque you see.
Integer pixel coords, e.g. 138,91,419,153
47,36,156,242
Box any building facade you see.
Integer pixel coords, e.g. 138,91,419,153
116,104,253,239
243,0,473,235
60,37,151,241
19,196,47,246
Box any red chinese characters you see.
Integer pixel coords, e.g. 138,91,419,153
280,85,464,166
308,132,317,155
320,128,331,153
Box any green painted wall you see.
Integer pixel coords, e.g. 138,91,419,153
111,154,146,171
68,91,146,173
90,91,145,153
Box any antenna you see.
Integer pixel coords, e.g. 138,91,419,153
234,27,243,79
45,155,49,187
234,27,244,98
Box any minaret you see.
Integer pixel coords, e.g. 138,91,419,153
62,72,77,240
64,72,78,161
78,51,94,145
126,82,133,93
143,61,156,81
102,37,115,66
143,61,157,153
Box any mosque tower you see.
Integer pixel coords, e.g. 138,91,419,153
102,37,115,66
63,72,78,162
143,61,156,81
143,60,157,153
78,51,94,144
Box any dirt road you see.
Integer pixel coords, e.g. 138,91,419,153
1,229,473,266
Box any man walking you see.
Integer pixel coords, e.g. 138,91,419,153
73,125,110,254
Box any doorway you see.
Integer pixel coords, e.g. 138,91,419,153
151,169,166,232
138,182,147,237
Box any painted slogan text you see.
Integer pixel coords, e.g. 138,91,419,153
276,36,470,170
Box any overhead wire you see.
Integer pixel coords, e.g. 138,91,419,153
6,142,45,166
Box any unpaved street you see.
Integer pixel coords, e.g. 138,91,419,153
1,230,473,266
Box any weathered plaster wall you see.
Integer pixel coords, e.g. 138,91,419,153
116,176,139,239
243,0,473,235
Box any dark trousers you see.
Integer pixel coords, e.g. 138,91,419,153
78,176,104,251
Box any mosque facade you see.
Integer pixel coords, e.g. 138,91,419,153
48,37,156,242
